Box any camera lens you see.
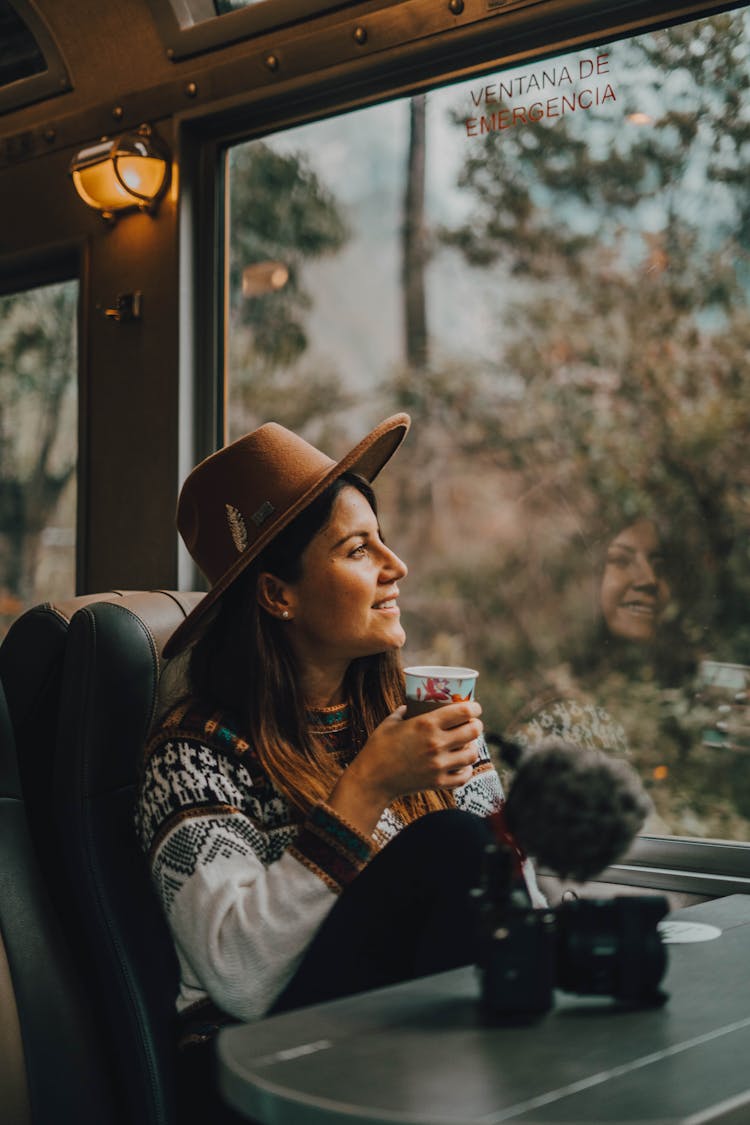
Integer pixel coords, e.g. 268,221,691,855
555,896,668,1005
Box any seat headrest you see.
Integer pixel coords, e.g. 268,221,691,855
0,590,205,736
81,590,205,668
60,592,205,794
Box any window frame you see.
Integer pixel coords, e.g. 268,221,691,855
610,837,750,897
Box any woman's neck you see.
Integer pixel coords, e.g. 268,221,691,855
300,664,348,710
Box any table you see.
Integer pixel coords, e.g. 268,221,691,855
218,895,750,1124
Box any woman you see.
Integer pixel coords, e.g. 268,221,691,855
508,514,673,755
136,414,542,1120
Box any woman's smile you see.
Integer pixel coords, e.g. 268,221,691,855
619,597,658,615
372,593,400,612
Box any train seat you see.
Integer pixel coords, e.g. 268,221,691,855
0,589,204,1125
53,591,204,1125
0,591,134,906
0,675,119,1123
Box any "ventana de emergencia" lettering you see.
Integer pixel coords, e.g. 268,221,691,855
465,53,615,137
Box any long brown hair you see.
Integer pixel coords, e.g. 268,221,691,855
189,472,452,824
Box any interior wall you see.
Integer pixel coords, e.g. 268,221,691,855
0,121,182,593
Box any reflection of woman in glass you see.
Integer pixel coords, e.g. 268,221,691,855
600,518,671,648
507,513,676,756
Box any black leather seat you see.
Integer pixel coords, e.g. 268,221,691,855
56,591,203,1125
0,591,132,913
0,674,118,1123
0,589,203,1125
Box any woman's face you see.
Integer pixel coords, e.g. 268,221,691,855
600,519,671,644
282,485,408,673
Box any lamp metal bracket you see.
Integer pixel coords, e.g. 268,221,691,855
104,292,142,322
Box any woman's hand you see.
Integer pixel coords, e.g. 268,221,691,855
327,702,483,837
358,702,483,799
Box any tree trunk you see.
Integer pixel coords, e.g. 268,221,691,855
402,95,429,370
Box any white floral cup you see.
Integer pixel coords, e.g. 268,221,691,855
403,665,478,718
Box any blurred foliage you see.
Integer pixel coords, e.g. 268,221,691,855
435,15,750,657
227,142,349,377
0,282,77,635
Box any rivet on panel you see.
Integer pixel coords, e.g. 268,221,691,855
185,82,198,98
112,105,124,120
353,26,368,45
449,0,464,13
265,54,280,71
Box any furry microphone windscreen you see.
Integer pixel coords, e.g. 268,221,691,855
503,740,652,883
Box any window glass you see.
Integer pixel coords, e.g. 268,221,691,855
214,0,269,12
0,0,46,87
0,280,78,639
226,6,750,843
0,0,70,114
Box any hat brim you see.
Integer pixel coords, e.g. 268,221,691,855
163,413,410,659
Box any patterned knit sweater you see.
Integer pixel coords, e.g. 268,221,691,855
135,699,540,1027
509,694,629,756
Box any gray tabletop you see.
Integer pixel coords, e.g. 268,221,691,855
218,895,750,1124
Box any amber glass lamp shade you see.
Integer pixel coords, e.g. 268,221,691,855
70,125,169,218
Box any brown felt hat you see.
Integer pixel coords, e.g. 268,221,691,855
163,413,411,658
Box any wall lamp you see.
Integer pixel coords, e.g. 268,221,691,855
242,261,290,297
70,124,170,220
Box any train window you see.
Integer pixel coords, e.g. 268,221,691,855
0,0,45,85
0,279,78,640
0,0,71,114
224,5,750,849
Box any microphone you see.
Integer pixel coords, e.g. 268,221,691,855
485,734,652,883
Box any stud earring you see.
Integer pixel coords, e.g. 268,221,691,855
282,610,290,620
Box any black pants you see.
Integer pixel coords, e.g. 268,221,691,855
177,809,493,1123
271,807,494,1012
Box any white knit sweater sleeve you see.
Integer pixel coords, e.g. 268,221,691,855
136,715,374,1023
452,733,505,816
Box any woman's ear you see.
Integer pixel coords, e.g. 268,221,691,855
257,572,294,621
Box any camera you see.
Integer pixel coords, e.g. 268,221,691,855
474,735,669,1018
478,888,669,1020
